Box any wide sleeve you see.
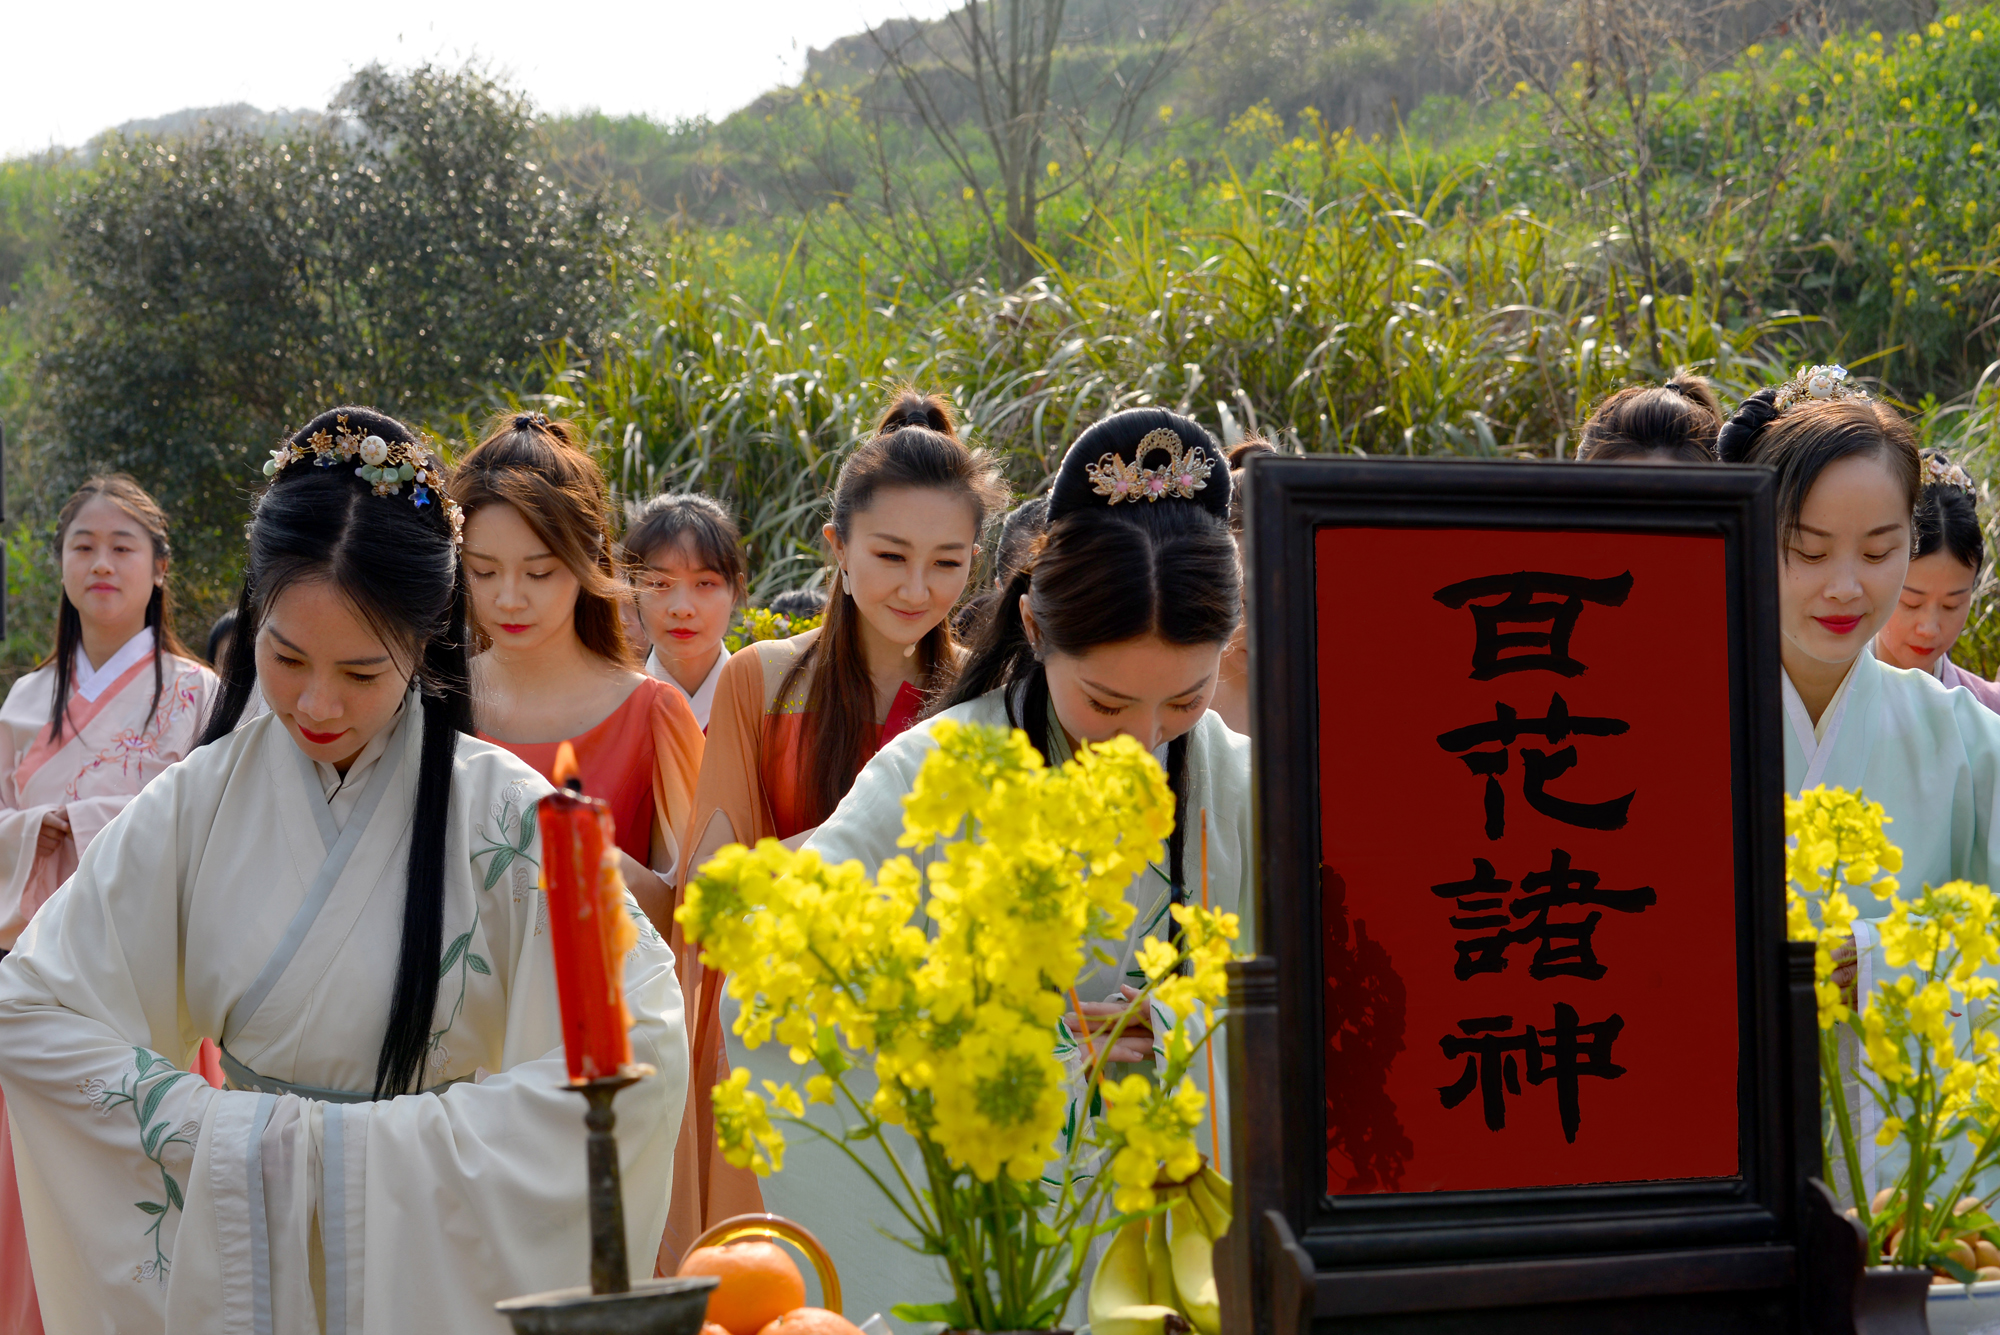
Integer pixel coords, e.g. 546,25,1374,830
682,645,780,865
646,683,705,885
0,675,65,950
0,743,691,1333
0,764,222,1331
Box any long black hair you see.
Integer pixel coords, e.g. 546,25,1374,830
779,389,1009,827
945,407,1241,899
199,406,472,1099
44,475,194,744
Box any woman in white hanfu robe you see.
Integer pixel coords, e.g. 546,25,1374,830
1720,379,2000,1194
0,407,688,1335
0,476,217,1335
721,411,1251,1324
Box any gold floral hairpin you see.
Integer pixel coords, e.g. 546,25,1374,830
1924,452,1977,492
265,415,465,549
1772,364,1871,412
1086,427,1213,505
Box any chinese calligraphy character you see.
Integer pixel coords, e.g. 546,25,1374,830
1432,851,1657,981
1436,694,1636,839
1433,571,1635,680
1438,1004,1627,1142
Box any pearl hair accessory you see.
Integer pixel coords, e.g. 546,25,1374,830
265,415,465,550
1772,364,1870,412
1923,452,1977,492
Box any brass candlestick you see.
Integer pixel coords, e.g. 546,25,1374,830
498,1065,723,1335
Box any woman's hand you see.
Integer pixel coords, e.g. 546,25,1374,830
1831,934,1858,1008
1065,984,1155,1064
35,809,69,860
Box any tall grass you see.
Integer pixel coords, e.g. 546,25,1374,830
516,126,1806,595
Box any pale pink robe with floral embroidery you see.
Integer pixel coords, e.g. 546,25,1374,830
0,631,216,1335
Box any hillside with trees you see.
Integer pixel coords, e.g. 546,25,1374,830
7,0,2000,673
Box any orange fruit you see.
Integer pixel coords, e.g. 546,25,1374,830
757,1309,865,1335
678,1239,806,1335
703,1327,732,1335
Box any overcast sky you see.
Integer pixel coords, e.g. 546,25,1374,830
3,0,958,159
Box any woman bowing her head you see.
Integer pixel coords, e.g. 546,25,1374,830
1720,368,2000,964
453,412,704,927
736,408,1252,1325
0,407,688,1332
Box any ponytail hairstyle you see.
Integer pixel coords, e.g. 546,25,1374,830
1913,449,1987,576
197,406,471,1099
780,389,1009,826
622,492,748,604
1717,375,1921,549
1577,369,1724,464
946,407,1242,900
451,412,632,663
44,475,193,744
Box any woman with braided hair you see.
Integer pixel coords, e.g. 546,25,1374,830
1872,449,2000,713
0,407,688,1333
734,409,1252,1322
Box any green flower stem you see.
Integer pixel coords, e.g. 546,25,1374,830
1822,1026,1873,1229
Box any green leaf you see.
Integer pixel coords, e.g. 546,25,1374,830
136,1201,167,1215
515,810,536,853
138,1071,189,1128
133,1048,156,1078
467,953,492,976
164,1173,184,1210
1936,1253,1978,1284
144,1121,167,1156
482,848,516,892
890,1301,965,1324
439,930,472,978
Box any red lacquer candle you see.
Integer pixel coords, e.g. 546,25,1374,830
538,742,638,1082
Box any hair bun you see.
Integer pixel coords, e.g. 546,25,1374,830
1716,388,1782,464
877,391,958,440
1048,408,1231,523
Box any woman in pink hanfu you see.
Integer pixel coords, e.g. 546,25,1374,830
0,476,217,1335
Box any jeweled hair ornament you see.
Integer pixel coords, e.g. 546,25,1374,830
1924,451,1977,492
264,414,465,549
1086,427,1214,505
1772,364,1871,412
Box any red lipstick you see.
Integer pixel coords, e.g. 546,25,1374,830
1814,615,1863,635
498,624,530,635
299,725,347,745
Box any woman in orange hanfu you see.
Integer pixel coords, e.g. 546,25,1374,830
0,476,217,1335
451,412,749,1269
684,392,1008,866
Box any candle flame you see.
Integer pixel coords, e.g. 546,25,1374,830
553,740,582,792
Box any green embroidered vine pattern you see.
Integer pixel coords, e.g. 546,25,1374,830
83,1048,196,1282
429,790,539,1069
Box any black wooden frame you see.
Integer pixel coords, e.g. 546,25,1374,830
1225,457,1829,1332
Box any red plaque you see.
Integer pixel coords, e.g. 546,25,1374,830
1317,527,1740,1195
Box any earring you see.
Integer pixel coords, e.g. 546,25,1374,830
841,567,852,595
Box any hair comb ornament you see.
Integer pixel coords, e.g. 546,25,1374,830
514,411,551,431
1772,364,1871,412
1086,427,1214,505
1923,451,1978,492
265,415,465,549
